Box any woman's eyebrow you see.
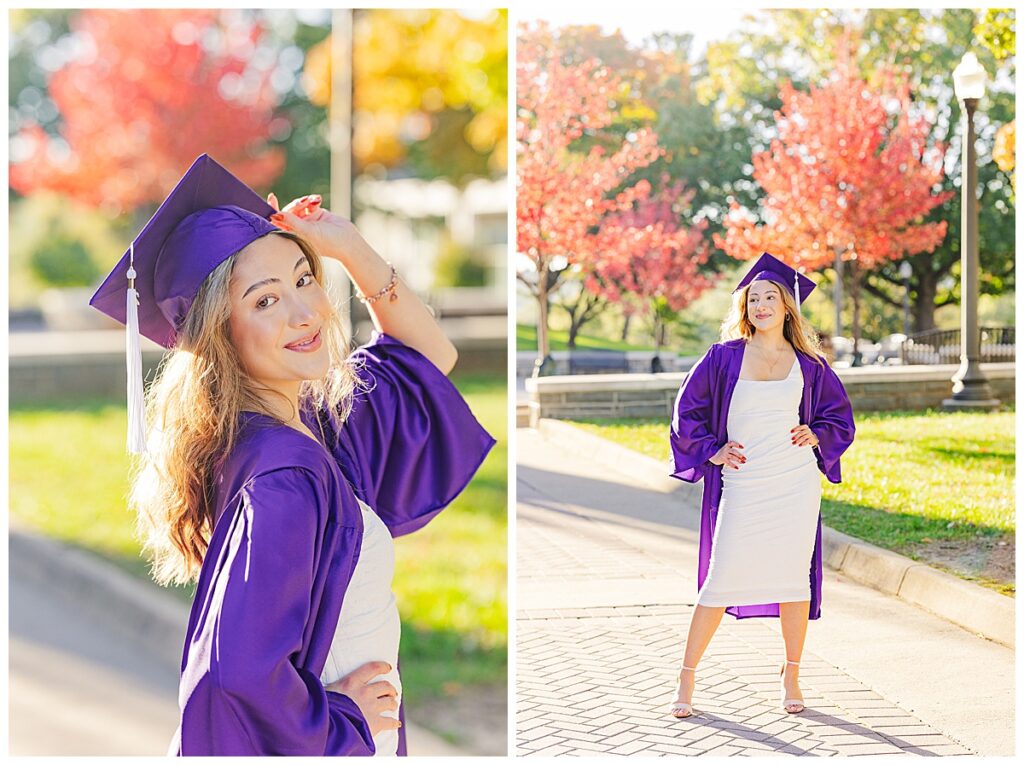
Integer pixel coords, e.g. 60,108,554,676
242,256,308,299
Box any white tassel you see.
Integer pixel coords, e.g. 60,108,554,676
794,271,801,311
126,250,147,454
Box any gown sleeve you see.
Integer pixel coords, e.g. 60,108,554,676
178,468,375,756
328,331,496,538
669,344,722,483
809,359,856,483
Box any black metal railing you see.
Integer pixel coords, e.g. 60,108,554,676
901,326,1015,365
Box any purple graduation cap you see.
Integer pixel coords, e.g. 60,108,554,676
733,251,817,308
89,154,279,453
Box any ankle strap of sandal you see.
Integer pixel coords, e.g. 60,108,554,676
681,665,696,671
786,660,800,666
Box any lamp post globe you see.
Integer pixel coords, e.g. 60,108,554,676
943,52,1000,411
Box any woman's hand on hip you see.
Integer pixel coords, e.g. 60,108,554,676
710,441,746,470
325,660,401,737
266,192,363,264
791,425,819,447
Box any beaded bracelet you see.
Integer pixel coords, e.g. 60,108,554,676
356,262,399,305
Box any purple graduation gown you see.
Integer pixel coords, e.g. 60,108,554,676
170,332,496,755
669,338,855,620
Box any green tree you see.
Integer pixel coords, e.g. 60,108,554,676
30,235,98,287
975,8,1016,60
696,9,1015,333
303,9,507,185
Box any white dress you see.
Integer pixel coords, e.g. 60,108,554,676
319,498,402,757
695,357,822,607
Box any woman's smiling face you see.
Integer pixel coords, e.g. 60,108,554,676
227,233,332,396
746,280,788,332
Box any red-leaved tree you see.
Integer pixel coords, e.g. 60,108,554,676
715,41,952,353
591,180,715,360
517,22,661,369
10,9,286,215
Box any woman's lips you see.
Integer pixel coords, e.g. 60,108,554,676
285,330,322,352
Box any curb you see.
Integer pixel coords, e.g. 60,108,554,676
9,527,474,756
10,527,187,667
533,418,1015,649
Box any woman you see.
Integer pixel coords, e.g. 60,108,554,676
89,155,496,755
667,252,855,719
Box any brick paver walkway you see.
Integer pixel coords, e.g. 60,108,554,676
516,474,976,757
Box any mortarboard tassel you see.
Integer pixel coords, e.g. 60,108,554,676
126,243,147,454
794,271,801,312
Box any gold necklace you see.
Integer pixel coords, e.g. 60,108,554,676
749,341,788,374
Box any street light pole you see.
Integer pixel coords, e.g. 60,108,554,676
944,53,999,411
329,9,354,339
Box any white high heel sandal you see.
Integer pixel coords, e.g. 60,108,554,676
780,660,805,713
669,665,696,718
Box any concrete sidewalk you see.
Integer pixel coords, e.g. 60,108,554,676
535,418,1014,648
9,527,471,756
516,426,1014,757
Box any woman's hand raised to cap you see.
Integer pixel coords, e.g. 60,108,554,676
266,191,458,374
266,192,366,265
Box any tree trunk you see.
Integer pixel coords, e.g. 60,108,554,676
833,248,844,338
567,317,579,349
848,261,862,365
535,264,551,373
649,307,668,373
620,312,632,342
557,286,604,351
914,269,938,333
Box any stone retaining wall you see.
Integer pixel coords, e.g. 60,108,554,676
524,363,1015,424
515,351,695,378
11,324,506,404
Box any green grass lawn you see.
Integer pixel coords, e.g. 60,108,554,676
392,374,507,703
516,322,658,352
9,374,507,710
571,407,1015,595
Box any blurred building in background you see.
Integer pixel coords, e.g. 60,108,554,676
354,175,507,299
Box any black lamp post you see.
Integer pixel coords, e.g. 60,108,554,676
943,52,999,411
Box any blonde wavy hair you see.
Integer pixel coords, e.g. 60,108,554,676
129,231,359,586
720,277,826,368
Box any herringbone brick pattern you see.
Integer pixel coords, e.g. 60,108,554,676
516,501,975,756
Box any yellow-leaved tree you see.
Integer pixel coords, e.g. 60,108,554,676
303,9,507,183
